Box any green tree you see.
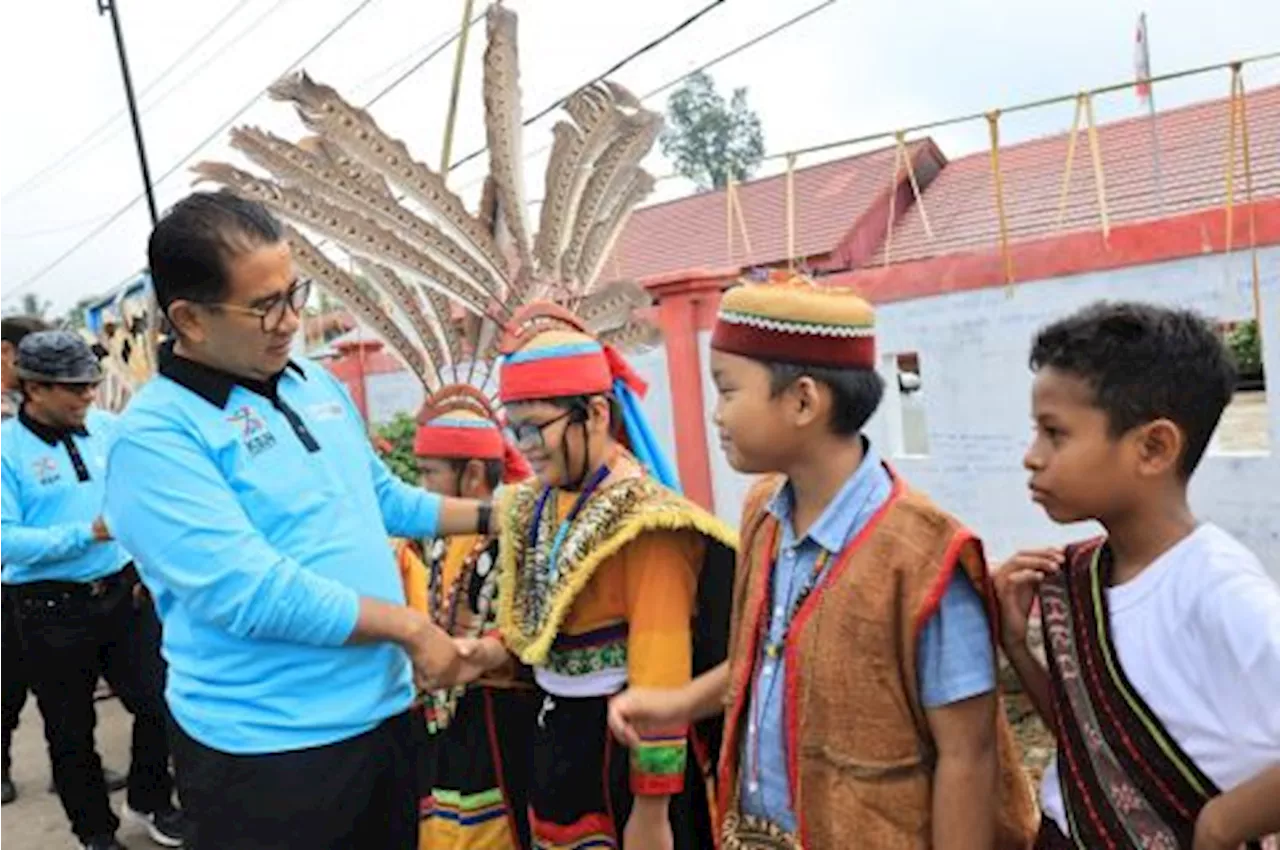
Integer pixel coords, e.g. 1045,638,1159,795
1227,319,1263,379
660,71,765,191
374,411,420,484
18,293,51,320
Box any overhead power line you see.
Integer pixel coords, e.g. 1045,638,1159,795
5,0,383,302
3,0,264,202
447,0,732,172
454,0,838,196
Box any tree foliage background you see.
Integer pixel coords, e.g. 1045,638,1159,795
1227,319,1264,381
374,411,419,484
660,71,765,192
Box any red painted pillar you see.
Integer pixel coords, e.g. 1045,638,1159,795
646,270,734,513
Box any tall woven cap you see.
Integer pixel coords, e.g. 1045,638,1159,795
711,270,875,369
15,330,103,384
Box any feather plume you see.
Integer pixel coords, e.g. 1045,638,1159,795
231,127,508,302
196,5,666,402
423,288,465,368
268,72,510,290
192,161,494,316
297,134,393,197
577,169,655,289
481,5,534,277
352,259,449,374
282,223,434,389
559,107,662,286
534,84,621,275
575,279,652,335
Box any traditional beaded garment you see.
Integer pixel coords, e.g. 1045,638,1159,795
421,535,500,732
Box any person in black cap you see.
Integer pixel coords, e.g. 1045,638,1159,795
1,330,183,849
1,316,128,807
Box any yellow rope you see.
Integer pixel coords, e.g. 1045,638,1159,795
1055,94,1085,231
897,131,933,240
1224,65,1241,257
726,178,736,266
987,111,1015,289
1232,65,1263,328
785,153,797,270
1082,93,1111,243
440,0,478,181
725,178,753,265
882,142,904,268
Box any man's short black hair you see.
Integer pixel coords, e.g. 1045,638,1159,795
766,362,885,437
449,458,504,491
1029,301,1236,478
2,316,50,347
148,191,284,313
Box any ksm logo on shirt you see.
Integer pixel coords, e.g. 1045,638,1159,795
227,405,277,457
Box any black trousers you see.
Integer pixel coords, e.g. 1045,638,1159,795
172,707,423,850
13,570,173,841
2,583,33,776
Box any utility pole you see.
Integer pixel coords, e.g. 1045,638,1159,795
98,0,158,225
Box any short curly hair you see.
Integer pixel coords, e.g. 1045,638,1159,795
1029,301,1237,478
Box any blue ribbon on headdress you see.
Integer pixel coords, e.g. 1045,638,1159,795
614,378,682,493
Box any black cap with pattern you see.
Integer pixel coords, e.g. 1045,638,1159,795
16,330,103,384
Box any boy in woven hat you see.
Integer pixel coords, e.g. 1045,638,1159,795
395,384,538,850
609,271,1037,849
446,302,737,850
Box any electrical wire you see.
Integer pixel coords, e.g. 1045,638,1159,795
5,0,383,301
447,0,731,171
3,0,263,202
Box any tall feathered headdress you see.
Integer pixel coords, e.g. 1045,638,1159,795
191,3,663,429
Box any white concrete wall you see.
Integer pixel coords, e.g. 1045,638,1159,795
693,248,1280,573
625,345,680,473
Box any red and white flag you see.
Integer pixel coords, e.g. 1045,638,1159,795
1134,12,1152,101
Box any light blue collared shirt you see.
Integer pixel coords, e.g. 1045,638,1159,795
740,442,995,830
106,349,442,754
2,408,130,584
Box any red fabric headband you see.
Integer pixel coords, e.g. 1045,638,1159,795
498,343,647,403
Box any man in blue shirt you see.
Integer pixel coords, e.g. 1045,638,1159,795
0,312,47,803
106,191,492,850
1,331,181,850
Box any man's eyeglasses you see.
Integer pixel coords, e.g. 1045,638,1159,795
505,409,576,451
206,278,313,333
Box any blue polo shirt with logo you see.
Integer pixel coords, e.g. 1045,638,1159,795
105,346,441,754
2,408,130,584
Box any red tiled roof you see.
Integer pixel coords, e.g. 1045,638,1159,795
607,141,942,281
873,84,1280,266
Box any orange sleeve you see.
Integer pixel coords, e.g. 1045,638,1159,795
395,541,429,616
622,530,703,796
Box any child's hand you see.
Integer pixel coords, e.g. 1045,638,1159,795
993,549,1064,650
607,687,690,748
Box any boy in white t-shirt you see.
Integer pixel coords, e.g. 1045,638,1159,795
995,301,1280,850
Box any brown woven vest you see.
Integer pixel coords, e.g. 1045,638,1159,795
719,471,1037,850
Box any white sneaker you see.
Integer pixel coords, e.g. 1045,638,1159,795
121,803,185,848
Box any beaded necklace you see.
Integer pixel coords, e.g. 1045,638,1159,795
521,464,611,629
423,536,496,733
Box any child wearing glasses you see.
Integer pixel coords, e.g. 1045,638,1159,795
446,302,737,850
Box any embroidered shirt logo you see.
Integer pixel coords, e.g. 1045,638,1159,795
32,456,60,485
227,405,277,457
307,401,345,422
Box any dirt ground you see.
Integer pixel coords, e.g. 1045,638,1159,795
0,676,1056,850
0,698,155,849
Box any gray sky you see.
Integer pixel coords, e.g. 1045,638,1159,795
2,0,1277,315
